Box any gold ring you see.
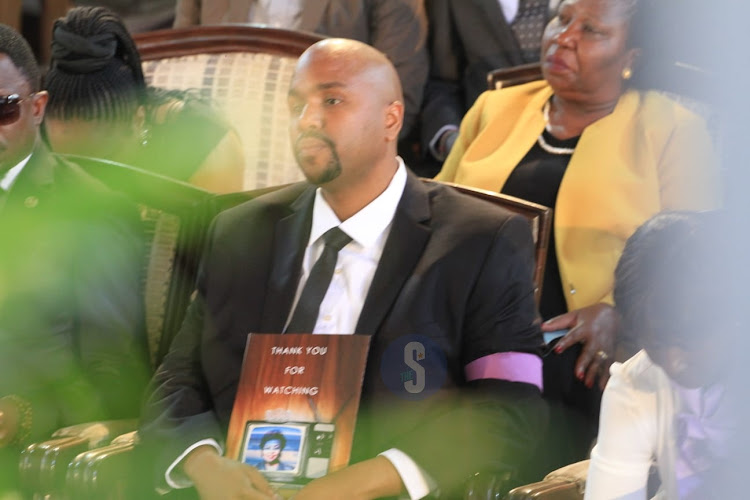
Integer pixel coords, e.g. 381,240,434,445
597,350,609,361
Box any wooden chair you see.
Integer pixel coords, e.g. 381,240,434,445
487,62,543,91
133,25,324,191
424,179,551,304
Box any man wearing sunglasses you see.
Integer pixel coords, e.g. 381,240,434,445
0,23,148,494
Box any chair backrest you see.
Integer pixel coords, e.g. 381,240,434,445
423,179,552,305
487,62,543,91
64,154,215,369
134,25,324,191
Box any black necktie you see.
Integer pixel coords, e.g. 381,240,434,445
285,227,352,333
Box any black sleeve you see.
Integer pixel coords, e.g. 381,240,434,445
389,215,548,494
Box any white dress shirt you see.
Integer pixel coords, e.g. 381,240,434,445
1,153,30,192
167,158,434,499
499,0,519,23
284,158,406,334
248,0,303,29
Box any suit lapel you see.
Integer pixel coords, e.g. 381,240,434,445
355,173,431,335
299,0,330,31
4,145,56,215
260,187,315,332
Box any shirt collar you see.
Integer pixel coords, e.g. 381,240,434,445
308,157,407,249
1,153,31,192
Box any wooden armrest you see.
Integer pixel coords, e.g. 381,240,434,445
463,470,517,499
51,419,138,448
506,460,589,500
19,435,90,497
67,438,138,500
18,419,138,497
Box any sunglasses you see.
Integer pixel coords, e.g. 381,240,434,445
0,93,36,126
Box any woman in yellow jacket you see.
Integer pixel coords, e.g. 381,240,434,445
437,0,720,392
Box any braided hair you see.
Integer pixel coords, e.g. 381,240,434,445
0,23,41,92
45,6,145,123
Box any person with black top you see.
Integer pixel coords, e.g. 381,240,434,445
421,0,556,168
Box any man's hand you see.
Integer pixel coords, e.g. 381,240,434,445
291,456,404,500
183,445,277,500
0,397,20,447
543,302,619,390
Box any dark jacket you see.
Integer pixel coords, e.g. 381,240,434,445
141,171,547,493
0,145,149,443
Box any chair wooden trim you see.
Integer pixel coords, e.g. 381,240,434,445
423,179,552,304
487,62,543,91
507,459,588,499
134,24,324,59
66,154,213,212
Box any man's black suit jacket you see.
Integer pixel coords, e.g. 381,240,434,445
0,146,149,443
141,172,547,493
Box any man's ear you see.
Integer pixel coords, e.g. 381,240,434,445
384,100,404,142
31,91,48,126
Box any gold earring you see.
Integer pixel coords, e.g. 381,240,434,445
622,67,632,80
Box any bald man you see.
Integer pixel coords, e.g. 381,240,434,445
140,39,546,499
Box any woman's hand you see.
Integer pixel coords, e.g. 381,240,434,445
291,456,404,500
183,445,278,500
542,302,619,390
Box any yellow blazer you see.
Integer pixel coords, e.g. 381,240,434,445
437,80,721,311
